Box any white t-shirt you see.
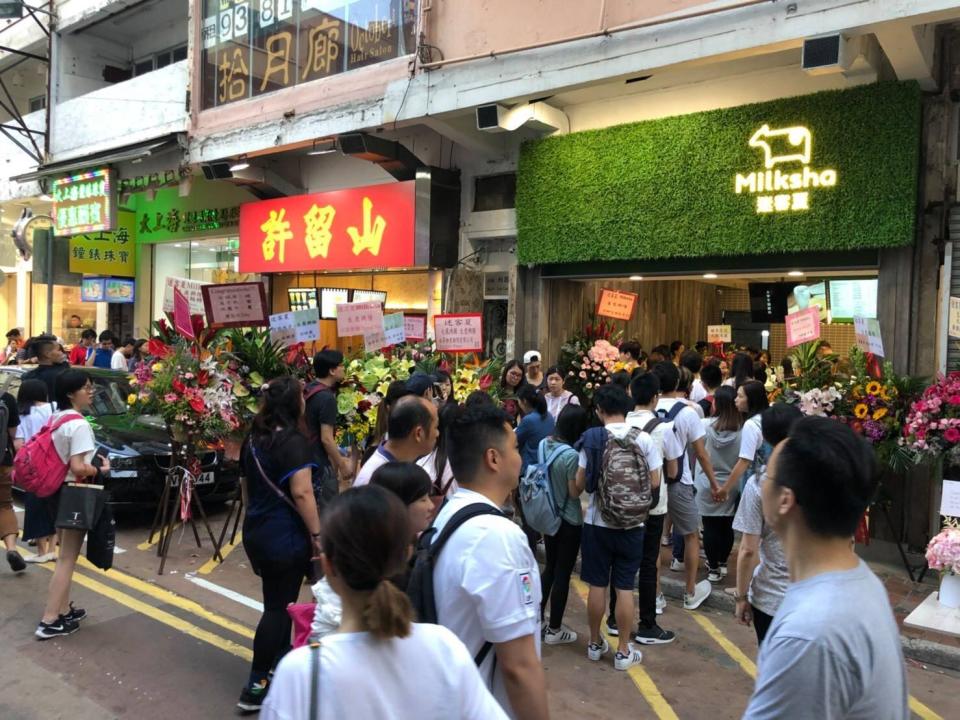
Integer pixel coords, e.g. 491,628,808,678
110,350,128,371
16,403,54,443
626,410,683,517
576,422,663,529
689,378,708,404
260,623,508,720
654,398,704,486
545,391,580,420
740,415,764,462
352,447,391,487
418,448,457,496
354,446,456,495
430,488,541,718
50,410,96,483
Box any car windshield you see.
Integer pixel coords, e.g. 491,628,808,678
91,375,133,416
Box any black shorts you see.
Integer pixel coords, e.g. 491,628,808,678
580,523,645,590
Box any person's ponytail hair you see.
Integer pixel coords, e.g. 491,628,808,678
321,486,413,640
517,384,547,416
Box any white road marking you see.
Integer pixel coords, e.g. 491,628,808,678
185,574,264,613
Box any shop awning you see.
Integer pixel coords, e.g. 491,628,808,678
11,135,182,183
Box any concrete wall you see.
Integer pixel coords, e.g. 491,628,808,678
0,110,45,201
55,30,129,101
49,59,188,160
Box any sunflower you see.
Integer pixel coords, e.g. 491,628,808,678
851,385,864,399
872,407,888,421
866,381,882,396
854,403,870,419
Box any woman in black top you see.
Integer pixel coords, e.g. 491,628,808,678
237,376,321,713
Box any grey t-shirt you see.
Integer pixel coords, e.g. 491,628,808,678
743,560,908,720
732,471,788,617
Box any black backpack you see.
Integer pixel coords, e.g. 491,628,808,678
407,502,503,668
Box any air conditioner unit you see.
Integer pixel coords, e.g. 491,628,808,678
802,34,857,75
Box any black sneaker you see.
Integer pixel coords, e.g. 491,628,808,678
6,550,26,573
35,615,80,640
634,624,677,645
237,681,269,713
605,617,619,637
64,603,87,623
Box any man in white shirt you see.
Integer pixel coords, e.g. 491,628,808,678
651,362,718,610
430,404,548,720
622,372,681,644
353,396,439,486
110,337,135,372
574,384,661,671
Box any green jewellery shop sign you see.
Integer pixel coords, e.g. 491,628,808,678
516,81,922,264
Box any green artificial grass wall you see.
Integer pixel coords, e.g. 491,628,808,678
516,81,922,264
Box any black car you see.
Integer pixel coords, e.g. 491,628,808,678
1,365,240,510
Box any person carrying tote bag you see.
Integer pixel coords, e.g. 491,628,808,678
34,369,108,640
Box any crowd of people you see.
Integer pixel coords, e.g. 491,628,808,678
0,331,910,719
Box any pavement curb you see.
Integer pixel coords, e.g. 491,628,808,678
658,576,960,672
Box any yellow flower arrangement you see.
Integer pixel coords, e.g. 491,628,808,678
865,381,882,396
854,403,870,419
872,408,888,421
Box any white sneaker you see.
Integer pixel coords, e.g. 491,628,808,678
614,643,643,671
587,637,609,661
655,593,666,615
683,580,712,610
707,568,722,583
719,564,728,578
544,625,578,645
669,558,684,572
25,552,56,564
661,535,672,547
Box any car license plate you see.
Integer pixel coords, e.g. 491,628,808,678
197,471,216,485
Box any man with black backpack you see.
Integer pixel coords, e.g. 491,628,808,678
408,404,547,720
574,384,661,671
304,350,355,494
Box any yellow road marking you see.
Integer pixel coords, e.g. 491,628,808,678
570,578,679,720
909,697,944,720
74,556,254,640
693,609,944,720
691,613,757,678
28,557,252,662
198,532,243,575
137,523,182,551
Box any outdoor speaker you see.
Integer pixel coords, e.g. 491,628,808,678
202,162,232,180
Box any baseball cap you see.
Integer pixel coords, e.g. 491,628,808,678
523,350,541,365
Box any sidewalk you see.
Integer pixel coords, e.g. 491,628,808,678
656,540,960,671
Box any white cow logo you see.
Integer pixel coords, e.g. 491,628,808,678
748,125,812,169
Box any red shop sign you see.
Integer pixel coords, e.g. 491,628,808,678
239,181,416,273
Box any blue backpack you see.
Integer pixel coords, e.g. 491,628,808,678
519,438,572,535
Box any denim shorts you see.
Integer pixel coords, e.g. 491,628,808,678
580,523,645,590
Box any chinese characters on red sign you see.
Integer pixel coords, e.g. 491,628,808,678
404,315,426,341
201,282,269,329
239,182,415,273
597,289,638,321
435,314,483,353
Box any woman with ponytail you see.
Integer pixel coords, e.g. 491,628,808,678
237,376,320,713
261,485,507,719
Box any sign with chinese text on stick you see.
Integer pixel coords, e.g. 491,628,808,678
383,313,406,346
270,309,321,348
785,306,821,348
336,301,384,337
597,289,638,321
363,326,389,352
173,287,194,339
435,314,483,353
201,282,269,328
404,315,426,341
69,210,137,277
163,277,209,316
53,168,116,236
239,181,416,273
707,325,732,344
854,317,884,357
940,479,960,518
949,297,960,338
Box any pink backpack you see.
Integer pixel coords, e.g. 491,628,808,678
13,412,84,497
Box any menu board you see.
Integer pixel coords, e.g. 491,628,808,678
105,278,135,304
352,289,387,306
288,287,318,312
829,279,878,321
320,287,351,320
81,277,106,302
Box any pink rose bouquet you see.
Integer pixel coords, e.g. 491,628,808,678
926,527,960,574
